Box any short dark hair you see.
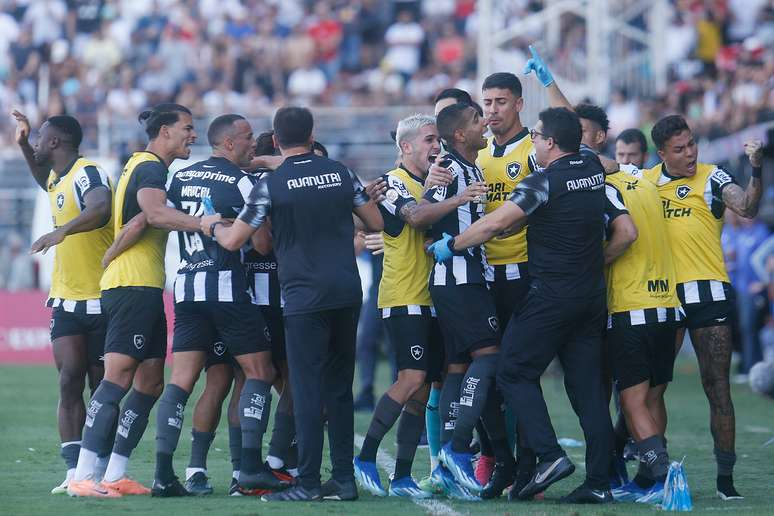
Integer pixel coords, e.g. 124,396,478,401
138,103,192,139
538,107,582,153
436,103,474,144
255,131,276,156
207,114,245,147
651,115,690,150
482,72,522,98
273,107,313,148
574,103,610,133
616,128,647,154
47,115,83,149
312,141,329,157
434,88,472,106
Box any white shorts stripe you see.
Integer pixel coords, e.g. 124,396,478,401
193,272,207,301
709,280,726,301
433,263,447,286
407,305,422,315
656,307,667,322
253,273,270,305
682,281,700,304
85,299,101,315
629,309,646,325
451,255,467,284
381,307,391,319
62,299,76,312
52,298,62,308
218,271,233,302
505,263,521,280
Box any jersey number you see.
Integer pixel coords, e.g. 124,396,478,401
181,201,205,255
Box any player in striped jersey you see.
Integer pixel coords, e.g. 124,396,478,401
152,115,288,497
576,104,681,503
13,111,114,494
422,103,505,495
633,116,764,500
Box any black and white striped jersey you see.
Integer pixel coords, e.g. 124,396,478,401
241,169,283,308
423,148,491,286
167,156,253,304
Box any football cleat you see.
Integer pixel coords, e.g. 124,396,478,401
353,457,387,497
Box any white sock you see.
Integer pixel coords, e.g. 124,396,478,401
266,455,284,470
232,470,240,481
186,467,206,481
102,453,129,483
430,456,439,471
66,468,76,481
287,468,299,477
73,448,99,481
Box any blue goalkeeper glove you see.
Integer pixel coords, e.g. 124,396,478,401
428,232,456,263
523,45,554,87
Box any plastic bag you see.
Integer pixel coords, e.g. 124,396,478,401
662,459,692,511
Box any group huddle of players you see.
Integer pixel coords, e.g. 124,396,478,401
14,47,764,505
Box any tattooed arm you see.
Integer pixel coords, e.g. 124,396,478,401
722,140,763,218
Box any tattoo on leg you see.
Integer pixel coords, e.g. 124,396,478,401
691,325,735,451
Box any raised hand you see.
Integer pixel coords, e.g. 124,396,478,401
523,45,554,87
11,110,31,145
744,140,763,168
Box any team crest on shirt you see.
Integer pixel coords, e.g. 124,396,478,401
625,179,639,191
213,341,225,356
410,345,424,360
385,188,399,203
488,316,499,332
676,185,692,199
56,193,65,210
506,162,522,180
133,334,145,350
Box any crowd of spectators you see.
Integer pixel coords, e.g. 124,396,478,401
0,0,772,150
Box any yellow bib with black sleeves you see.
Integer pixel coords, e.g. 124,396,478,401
100,152,168,290
642,162,731,284
46,157,114,300
377,166,433,309
605,171,680,313
477,130,535,265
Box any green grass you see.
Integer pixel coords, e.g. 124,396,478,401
1,356,772,515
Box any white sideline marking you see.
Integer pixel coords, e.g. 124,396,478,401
354,434,462,516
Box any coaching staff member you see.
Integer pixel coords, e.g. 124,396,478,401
430,107,614,503
201,107,383,502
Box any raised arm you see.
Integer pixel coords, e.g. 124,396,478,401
12,110,49,190
721,140,764,218
402,182,488,230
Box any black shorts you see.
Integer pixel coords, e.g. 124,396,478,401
261,305,286,362
102,287,167,361
429,283,498,363
608,311,680,390
173,301,268,357
677,280,735,329
487,263,531,329
50,306,106,366
383,308,443,383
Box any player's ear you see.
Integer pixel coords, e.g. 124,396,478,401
656,147,665,162
515,96,524,112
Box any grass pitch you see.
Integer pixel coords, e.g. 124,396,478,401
1,356,772,515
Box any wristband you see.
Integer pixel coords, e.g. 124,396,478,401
210,221,225,240
447,237,465,256
752,166,761,179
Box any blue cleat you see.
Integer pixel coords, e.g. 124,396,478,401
611,480,649,502
389,476,432,499
439,443,481,493
431,465,481,501
635,481,665,505
353,457,387,497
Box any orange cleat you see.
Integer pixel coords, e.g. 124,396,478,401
67,478,121,498
102,477,151,495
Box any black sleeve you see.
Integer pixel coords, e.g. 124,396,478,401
237,176,271,229
709,166,737,218
604,184,628,227
422,162,460,203
348,169,370,207
509,171,549,215
381,174,418,218
134,161,167,191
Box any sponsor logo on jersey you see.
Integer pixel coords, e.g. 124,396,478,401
647,279,670,293
180,185,211,198
506,162,522,180
566,173,605,191
133,334,145,349
662,199,691,218
176,169,237,184
676,185,691,199
286,172,342,191
77,173,90,191
385,188,399,203
410,345,424,360
625,179,639,190
56,193,65,209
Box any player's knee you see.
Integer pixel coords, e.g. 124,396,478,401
59,367,86,402
397,370,426,394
